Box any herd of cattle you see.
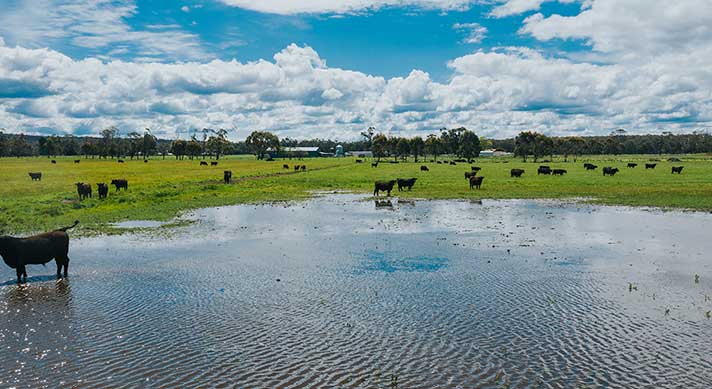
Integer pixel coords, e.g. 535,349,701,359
370,160,686,196
26,158,687,200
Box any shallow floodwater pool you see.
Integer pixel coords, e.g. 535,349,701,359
2,194,712,387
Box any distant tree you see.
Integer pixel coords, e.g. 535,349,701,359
245,130,279,160
515,131,551,162
170,139,188,160
0,130,6,157
206,129,230,159
424,134,441,161
458,130,481,160
396,138,410,161
63,135,79,156
127,131,142,159
10,133,33,157
410,136,424,162
187,137,202,160
371,134,388,162
81,139,97,158
360,126,375,150
100,126,119,158
157,141,170,159
142,129,157,158
439,127,466,156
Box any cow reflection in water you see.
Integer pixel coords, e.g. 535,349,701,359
374,199,394,208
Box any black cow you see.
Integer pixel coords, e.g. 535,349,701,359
537,166,552,175
471,166,481,172
627,163,638,168
584,163,597,170
200,161,208,166
111,179,128,191
645,163,657,169
671,166,684,174
464,171,477,179
75,182,92,200
144,159,148,163
469,175,484,189
294,165,301,171
449,162,456,166
51,160,57,164
118,159,124,163
374,180,396,196
552,169,567,176
420,165,429,171
97,183,108,199
371,162,378,168
511,169,525,177
397,178,417,191
74,160,80,164
28,172,42,181
0,220,79,283
283,164,289,170
603,167,619,176
224,170,232,184
300,165,307,172
436,161,442,164
355,159,363,163
211,161,218,166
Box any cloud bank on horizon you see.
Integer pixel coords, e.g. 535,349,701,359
0,0,711,140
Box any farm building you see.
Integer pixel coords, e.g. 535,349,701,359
268,147,321,158
479,149,512,157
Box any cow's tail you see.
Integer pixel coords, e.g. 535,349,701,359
58,220,80,232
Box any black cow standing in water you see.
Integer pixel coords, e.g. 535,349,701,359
397,178,417,191
374,180,396,197
0,220,79,283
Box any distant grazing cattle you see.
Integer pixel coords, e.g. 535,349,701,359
283,164,289,170
645,163,657,169
469,175,484,189
671,166,684,174
211,161,218,166
454,159,467,163
224,170,232,184
602,167,619,176
28,172,42,181
397,178,417,191
266,157,275,161
420,165,429,171
355,159,363,163
0,220,79,283
429,160,435,163
374,180,396,197
449,162,456,166
389,161,399,164
75,183,92,200
51,160,56,164
627,163,638,168
200,161,208,166
144,159,148,163
584,163,597,170
300,165,307,172
464,171,477,179
294,165,301,171
97,183,108,199
552,169,567,176
537,166,552,175
118,159,124,163
74,160,80,164
111,179,128,191
471,166,481,172
371,162,378,168
436,161,442,164
511,169,524,177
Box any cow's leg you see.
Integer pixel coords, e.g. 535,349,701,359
16,267,23,284
62,257,69,277
56,259,63,279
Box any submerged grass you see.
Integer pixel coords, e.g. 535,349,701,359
1,154,711,235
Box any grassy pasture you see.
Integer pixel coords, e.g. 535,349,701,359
1,154,711,235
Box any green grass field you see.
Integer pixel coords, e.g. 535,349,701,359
1,154,711,235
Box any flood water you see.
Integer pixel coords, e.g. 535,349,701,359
2,194,712,387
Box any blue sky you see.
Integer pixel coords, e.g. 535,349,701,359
0,0,710,140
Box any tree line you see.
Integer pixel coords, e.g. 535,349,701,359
1,127,711,160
